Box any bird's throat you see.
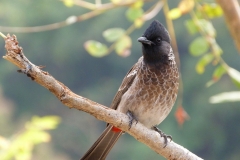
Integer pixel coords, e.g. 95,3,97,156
143,54,169,66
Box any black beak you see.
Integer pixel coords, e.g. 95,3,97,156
137,37,153,45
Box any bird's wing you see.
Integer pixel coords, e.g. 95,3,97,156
110,57,143,110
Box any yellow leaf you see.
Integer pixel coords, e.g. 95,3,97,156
178,0,195,14
195,53,214,74
134,18,144,28
0,136,9,149
131,0,144,8
111,0,122,5
63,0,74,7
26,116,61,130
168,8,182,20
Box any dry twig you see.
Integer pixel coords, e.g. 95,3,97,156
216,0,240,53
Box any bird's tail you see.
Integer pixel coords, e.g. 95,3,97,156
80,125,123,160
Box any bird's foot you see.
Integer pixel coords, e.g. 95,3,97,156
153,126,172,148
17,63,32,74
17,64,35,80
126,111,138,130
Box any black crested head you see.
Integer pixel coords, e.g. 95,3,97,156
138,20,172,64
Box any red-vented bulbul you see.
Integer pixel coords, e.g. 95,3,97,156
81,20,179,160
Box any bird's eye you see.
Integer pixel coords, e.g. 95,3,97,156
156,38,161,43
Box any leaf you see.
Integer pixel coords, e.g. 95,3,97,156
196,19,216,37
227,67,240,89
21,130,50,144
209,91,240,103
195,53,214,74
185,19,198,35
27,116,61,130
206,65,226,87
102,28,125,42
212,65,226,81
0,136,9,149
189,36,209,56
131,0,144,8
168,8,182,20
84,40,108,57
63,0,74,7
202,3,223,18
206,79,216,88
115,35,132,57
111,0,121,4
178,0,195,14
174,106,190,126
0,116,60,160
126,7,144,22
134,18,144,28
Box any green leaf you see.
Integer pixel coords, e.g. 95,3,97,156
168,8,182,20
84,40,108,57
35,116,61,130
21,130,50,144
209,91,240,103
189,36,209,56
202,3,223,18
27,116,61,130
207,65,226,87
206,79,216,87
185,19,198,35
115,35,132,57
227,67,240,89
212,65,226,81
102,28,125,42
126,7,144,22
195,53,214,74
196,19,216,37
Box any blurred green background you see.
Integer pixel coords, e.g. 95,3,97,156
0,0,240,160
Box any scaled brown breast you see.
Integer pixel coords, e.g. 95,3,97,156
117,55,179,128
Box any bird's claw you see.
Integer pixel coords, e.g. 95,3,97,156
17,64,35,80
17,64,32,74
153,126,172,148
126,111,138,130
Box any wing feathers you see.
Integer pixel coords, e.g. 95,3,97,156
110,57,143,110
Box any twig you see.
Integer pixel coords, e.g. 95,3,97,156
0,0,148,33
142,0,164,21
163,0,180,67
216,0,240,53
163,1,184,109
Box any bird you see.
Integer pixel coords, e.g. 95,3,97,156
80,20,179,160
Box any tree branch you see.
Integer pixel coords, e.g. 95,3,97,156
216,0,240,53
0,0,148,33
1,34,203,160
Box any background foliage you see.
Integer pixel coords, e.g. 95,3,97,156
0,0,240,159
